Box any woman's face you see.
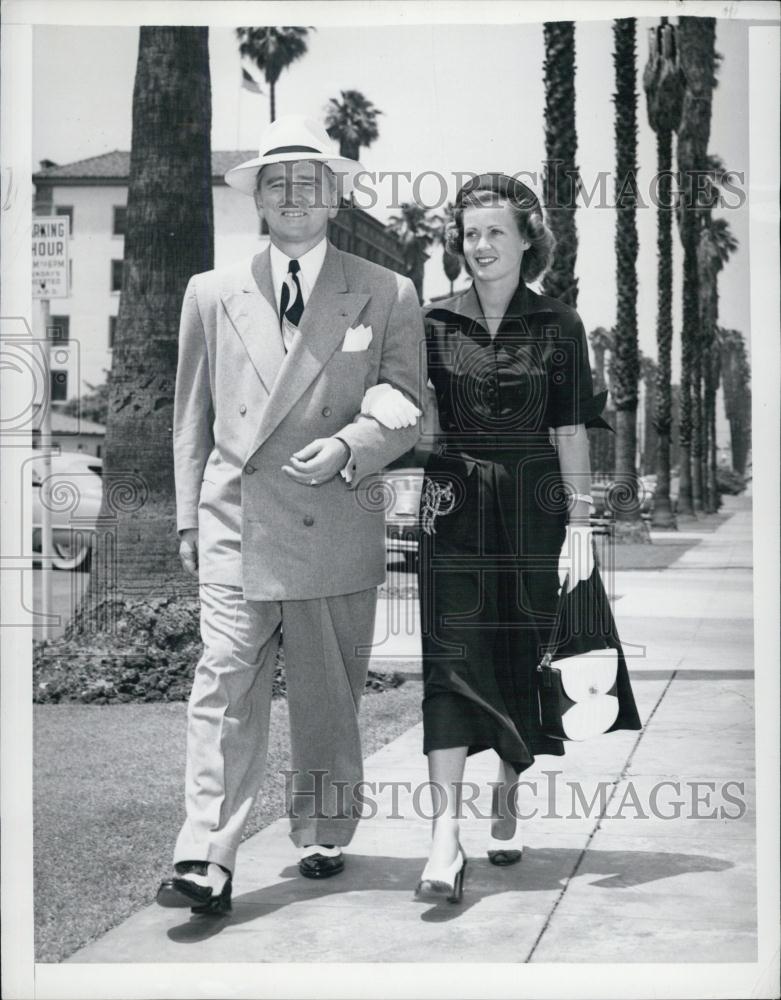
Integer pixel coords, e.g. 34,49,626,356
462,200,529,285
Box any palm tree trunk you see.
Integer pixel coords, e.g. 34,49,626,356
676,16,717,517
691,351,704,511
651,128,675,527
80,27,213,622
677,216,697,516
542,21,579,307
270,81,276,122
611,18,645,538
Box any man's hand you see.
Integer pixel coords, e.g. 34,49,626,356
282,437,350,486
179,528,199,578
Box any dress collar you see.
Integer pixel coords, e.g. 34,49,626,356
426,279,547,333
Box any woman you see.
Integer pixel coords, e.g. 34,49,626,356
415,173,640,902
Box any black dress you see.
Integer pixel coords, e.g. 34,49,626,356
418,280,638,774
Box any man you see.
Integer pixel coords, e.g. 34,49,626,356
156,117,424,914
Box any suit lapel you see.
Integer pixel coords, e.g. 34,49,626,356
219,249,286,395
247,244,370,458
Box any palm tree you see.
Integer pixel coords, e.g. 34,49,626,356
698,212,738,511
432,201,461,295
387,203,438,303
695,156,738,511
675,15,718,515
611,18,645,538
542,21,579,307
324,89,382,161
643,17,685,528
588,327,615,477
81,27,213,617
236,27,311,122
718,328,751,476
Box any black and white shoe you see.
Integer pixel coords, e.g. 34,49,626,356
156,861,232,914
298,844,344,879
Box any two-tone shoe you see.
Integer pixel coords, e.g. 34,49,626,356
156,861,232,914
414,843,467,903
487,821,524,866
298,844,345,879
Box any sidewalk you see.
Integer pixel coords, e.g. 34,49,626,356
68,496,756,964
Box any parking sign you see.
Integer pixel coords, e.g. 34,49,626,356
32,216,70,299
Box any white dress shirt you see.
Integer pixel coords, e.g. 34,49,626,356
268,238,353,481
269,238,327,353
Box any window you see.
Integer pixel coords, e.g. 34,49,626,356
112,205,127,236
109,315,117,348
50,369,68,401
49,315,70,342
111,259,123,293
55,205,73,235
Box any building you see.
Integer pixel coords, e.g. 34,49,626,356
33,151,406,400
32,408,106,457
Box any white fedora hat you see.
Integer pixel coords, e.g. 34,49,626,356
224,115,364,196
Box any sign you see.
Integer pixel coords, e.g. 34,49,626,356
32,216,70,299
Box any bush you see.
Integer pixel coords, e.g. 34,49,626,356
33,596,403,705
716,466,746,495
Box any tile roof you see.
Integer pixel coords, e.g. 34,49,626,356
34,151,258,183
51,411,106,434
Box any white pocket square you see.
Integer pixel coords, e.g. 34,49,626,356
341,323,373,352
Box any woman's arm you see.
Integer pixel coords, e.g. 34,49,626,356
551,423,592,524
551,423,594,590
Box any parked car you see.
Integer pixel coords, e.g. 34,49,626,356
384,467,424,571
32,451,103,570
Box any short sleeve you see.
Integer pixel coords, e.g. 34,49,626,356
546,314,613,431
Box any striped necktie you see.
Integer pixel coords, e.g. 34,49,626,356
279,258,304,329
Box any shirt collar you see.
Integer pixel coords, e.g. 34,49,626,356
269,237,327,304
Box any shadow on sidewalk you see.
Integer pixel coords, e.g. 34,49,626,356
165,845,733,941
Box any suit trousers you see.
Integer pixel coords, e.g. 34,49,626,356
173,582,378,874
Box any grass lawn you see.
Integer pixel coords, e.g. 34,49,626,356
600,536,702,570
33,683,423,963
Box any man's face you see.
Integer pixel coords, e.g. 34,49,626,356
254,160,338,249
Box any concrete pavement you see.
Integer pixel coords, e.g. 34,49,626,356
67,496,756,964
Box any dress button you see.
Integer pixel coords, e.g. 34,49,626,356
245,464,256,474
303,514,315,527
322,406,332,417
239,404,247,415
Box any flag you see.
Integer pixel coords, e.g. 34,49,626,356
241,65,263,95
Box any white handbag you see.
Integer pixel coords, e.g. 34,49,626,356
537,646,620,742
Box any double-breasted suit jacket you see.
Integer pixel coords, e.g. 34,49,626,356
173,241,425,600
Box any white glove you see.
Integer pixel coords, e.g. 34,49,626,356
557,524,595,593
360,383,421,429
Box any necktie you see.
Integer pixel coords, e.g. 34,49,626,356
279,259,304,329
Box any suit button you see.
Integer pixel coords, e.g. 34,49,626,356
322,406,332,417
245,465,256,474
303,514,315,527
239,404,247,415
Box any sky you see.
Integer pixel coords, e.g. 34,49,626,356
33,17,752,372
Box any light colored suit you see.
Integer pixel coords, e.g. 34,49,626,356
174,241,424,599
171,241,425,869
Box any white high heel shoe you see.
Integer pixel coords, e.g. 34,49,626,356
487,820,524,866
415,842,467,903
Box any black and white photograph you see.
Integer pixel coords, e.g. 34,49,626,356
1,1,779,998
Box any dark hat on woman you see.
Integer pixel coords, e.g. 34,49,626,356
455,173,542,215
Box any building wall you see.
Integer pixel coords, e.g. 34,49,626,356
42,182,268,398
39,180,407,401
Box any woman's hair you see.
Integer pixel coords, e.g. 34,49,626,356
445,173,555,284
